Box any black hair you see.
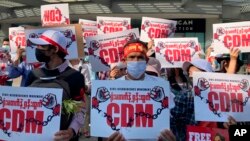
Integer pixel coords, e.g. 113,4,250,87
3,37,9,42
48,44,66,59
168,68,188,91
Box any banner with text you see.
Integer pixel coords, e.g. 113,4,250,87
140,17,177,42
85,28,139,72
193,72,250,122
0,86,63,141
91,80,170,139
155,38,200,68
97,16,131,34
213,21,250,54
186,125,229,141
41,3,70,27
25,24,83,63
9,27,26,59
79,19,97,43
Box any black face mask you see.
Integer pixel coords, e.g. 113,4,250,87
35,48,50,63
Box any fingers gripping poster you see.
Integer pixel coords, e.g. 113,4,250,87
193,72,250,122
91,80,170,139
0,86,63,141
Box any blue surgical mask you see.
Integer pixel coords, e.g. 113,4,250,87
127,61,146,79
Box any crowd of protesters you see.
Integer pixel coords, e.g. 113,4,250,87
0,22,249,141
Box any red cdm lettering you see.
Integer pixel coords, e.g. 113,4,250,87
15,36,26,47
99,47,123,64
43,9,62,22
224,34,250,48
106,103,154,127
165,49,191,62
0,108,44,134
148,28,168,38
103,27,123,33
208,92,243,112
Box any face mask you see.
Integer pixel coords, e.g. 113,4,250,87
2,45,10,52
127,61,146,79
35,48,50,63
84,56,89,62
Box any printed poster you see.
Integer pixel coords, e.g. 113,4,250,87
41,3,70,27
91,80,170,139
0,86,63,141
213,21,250,54
186,126,229,141
79,19,97,43
25,24,83,63
140,17,177,42
85,28,139,72
193,72,250,122
155,38,199,68
97,16,131,34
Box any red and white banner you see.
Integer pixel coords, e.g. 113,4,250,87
41,3,70,27
193,72,250,122
97,16,131,34
85,28,139,72
213,21,250,54
9,27,26,60
79,19,97,43
140,17,177,42
91,80,170,139
186,126,229,141
155,38,200,68
0,86,63,141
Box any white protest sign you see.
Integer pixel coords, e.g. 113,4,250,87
193,72,250,122
213,21,250,54
86,28,139,72
91,80,170,139
79,19,97,43
25,24,83,63
97,16,131,34
0,86,63,141
9,27,26,60
140,17,177,42
155,38,199,68
41,3,70,27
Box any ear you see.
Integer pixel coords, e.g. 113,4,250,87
54,46,59,53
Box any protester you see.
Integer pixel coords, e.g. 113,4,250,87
106,39,176,141
7,47,41,86
25,30,85,141
171,58,214,141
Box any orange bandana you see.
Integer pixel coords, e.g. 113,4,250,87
123,43,147,58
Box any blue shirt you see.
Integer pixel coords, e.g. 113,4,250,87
7,61,34,86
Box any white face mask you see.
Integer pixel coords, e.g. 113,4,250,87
2,45,10,52
127,61,146,79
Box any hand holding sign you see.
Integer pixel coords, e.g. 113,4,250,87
42,93,57,109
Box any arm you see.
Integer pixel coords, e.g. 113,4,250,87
227,47,240,74
7,62,25,79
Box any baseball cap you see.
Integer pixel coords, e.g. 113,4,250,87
28,30,68,55
182,59,213,73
